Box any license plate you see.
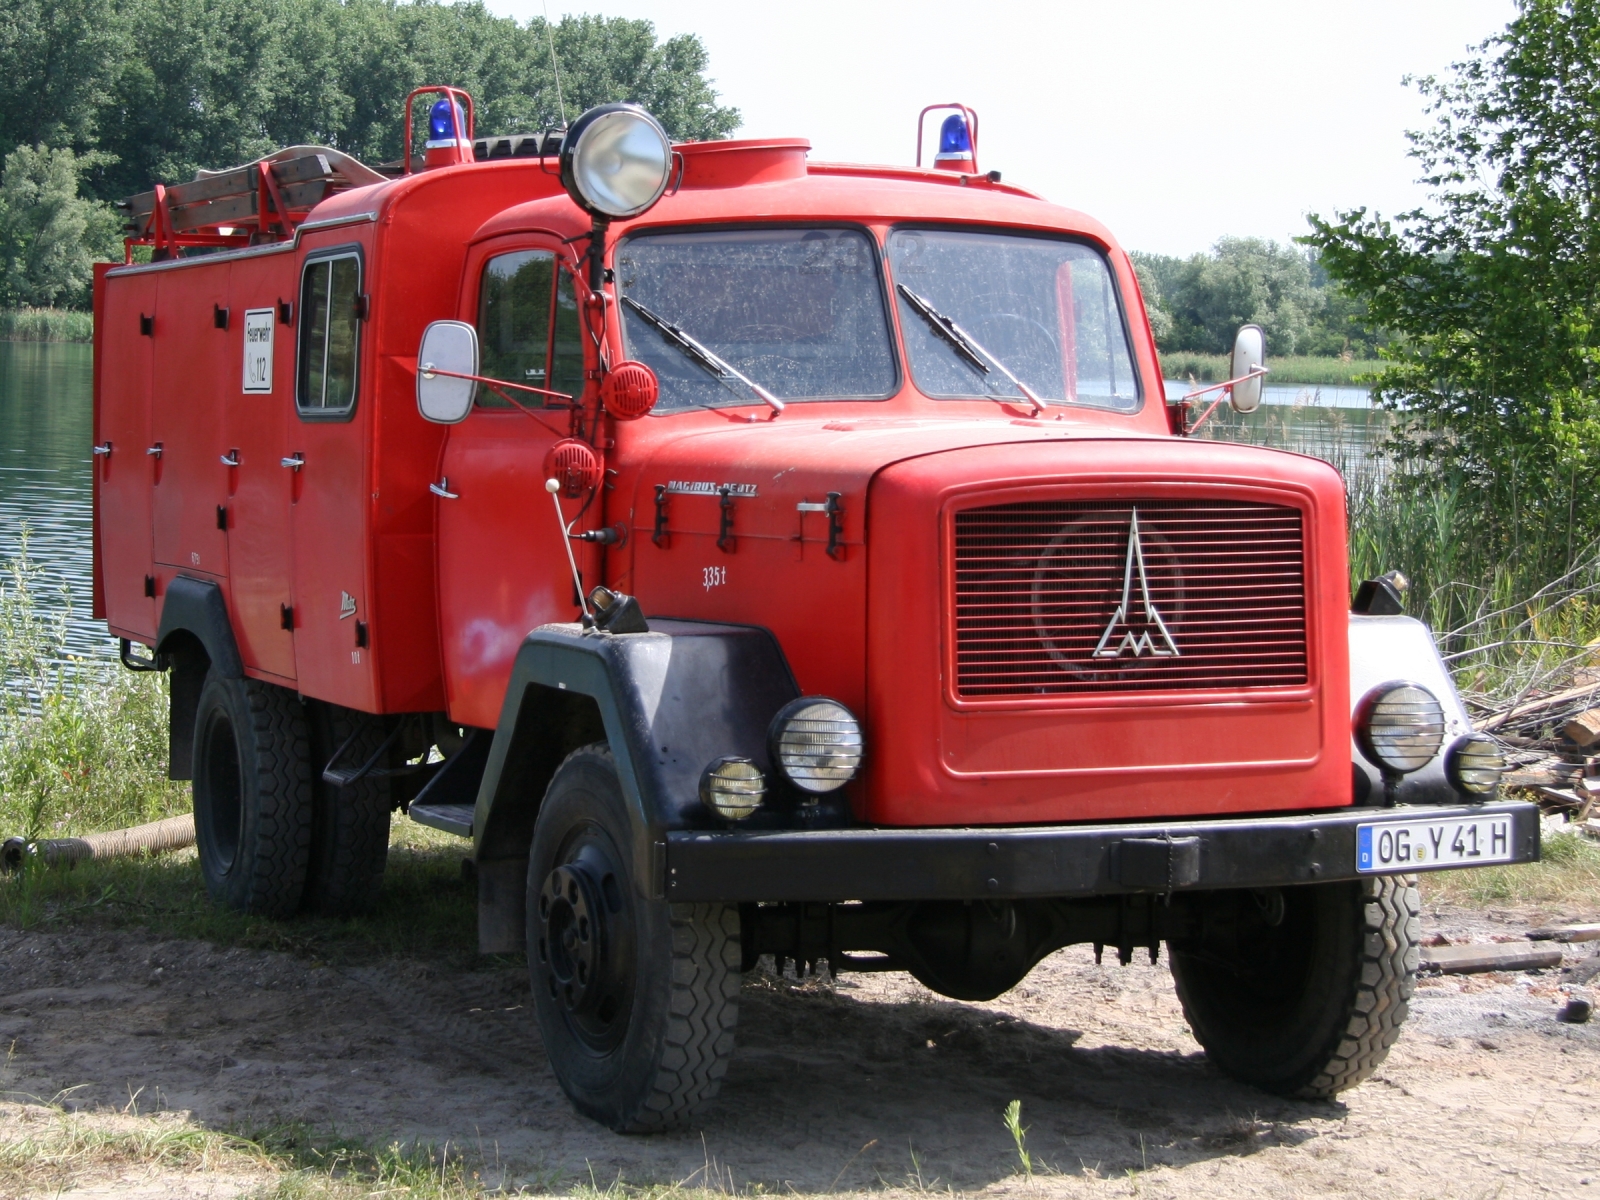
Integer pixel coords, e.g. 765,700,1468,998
1357,814,1515,873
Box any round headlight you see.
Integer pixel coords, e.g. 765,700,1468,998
560,104,672,219
700,756,764,821
1357,683,1446,775
768,697,864,794
1446,734,1505,797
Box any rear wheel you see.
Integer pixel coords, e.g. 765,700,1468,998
527,745,740,1132
191,674,312,917
304,703,391,916
1169,876,1420,1098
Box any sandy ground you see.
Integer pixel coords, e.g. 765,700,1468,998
1,905,1597,1198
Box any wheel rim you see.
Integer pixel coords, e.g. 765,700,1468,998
201,711,244,872
536,825,635,1053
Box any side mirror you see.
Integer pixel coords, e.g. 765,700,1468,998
1229,323,1266,414
416,320,478,423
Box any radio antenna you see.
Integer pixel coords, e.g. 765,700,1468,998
541,1,568,127
547,478,592,624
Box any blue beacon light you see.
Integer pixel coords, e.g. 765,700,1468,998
428,98,467,146
938,113,971,157
933,112,976,171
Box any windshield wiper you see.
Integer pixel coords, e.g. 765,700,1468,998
896,283,1046,416
620,296,784,415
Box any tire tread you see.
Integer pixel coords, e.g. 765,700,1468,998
1295,874,1420,1098
239,679,313,917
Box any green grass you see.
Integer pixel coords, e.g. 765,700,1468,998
0,824,483,969
1422,829,1600,910
1161,351,1382,387
0,1103,541,1198
0,308,93,342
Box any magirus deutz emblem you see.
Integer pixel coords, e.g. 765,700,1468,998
1093,508,1180,659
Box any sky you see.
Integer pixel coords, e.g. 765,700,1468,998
487,0,1518,257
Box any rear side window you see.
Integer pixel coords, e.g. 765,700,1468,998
297,252,362,418
477,249,583,408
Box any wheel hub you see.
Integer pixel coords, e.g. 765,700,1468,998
538,863,605,1014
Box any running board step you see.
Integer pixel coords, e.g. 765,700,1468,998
408,802,473,838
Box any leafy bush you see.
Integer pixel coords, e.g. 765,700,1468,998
1308,0,1600,588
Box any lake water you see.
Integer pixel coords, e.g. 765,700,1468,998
0,343,1384,664
0,342,110,661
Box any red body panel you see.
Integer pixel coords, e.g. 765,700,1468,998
94,135,1358,828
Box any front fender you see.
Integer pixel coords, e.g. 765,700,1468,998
470,618,799,951
1349,614,1476,804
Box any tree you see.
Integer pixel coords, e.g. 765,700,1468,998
0,145,120,308
80,0,741,200
0,0,125,154
1305,0,1600,569
1132,239,1324,356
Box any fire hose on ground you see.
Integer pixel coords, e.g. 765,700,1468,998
1,813,195,874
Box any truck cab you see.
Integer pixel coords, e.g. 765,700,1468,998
93,93,1537,1132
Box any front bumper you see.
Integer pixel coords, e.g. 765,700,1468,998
664,801,1540,903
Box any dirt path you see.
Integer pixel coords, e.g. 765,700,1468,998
1,906,1597,1197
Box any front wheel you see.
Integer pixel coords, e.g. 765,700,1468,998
527,745,740,1132
1169,876,1420,1098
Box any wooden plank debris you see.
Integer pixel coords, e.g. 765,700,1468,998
1526,924,1600,943
1564,708,1600,747
1419,942,1564,974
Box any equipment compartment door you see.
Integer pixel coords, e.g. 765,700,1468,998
95,270,158,641
436,244,586,729
151,267,230,577
223,257,298,681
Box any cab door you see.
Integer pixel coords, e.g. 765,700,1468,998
222,253,298,681
436,242,586,730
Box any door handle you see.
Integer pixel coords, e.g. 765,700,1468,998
220,451,239,467
93,442,112,457
146,443,163,458
429,478,459,499
280,454,304,471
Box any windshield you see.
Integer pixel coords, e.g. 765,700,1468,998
888,229,1140,412
616,227,897,411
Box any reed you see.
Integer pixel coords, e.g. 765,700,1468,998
0,308,93,342
0,537,187,843
1162,352,1382,387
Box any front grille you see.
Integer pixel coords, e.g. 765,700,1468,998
953,498,1307,697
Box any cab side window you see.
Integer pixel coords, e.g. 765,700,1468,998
477,249,583,407
297,252,362,418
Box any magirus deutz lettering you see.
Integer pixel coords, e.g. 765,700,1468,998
93,90,1537,1131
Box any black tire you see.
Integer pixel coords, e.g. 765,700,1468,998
191,674,313,917
1169,875,1420,1098
304,703,392,916
527,745,740,1132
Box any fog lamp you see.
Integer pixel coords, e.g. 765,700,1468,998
1446,734,1505,797
700,756,764,821
768,697,863,794
560,104,672,219
1357,683,1446,775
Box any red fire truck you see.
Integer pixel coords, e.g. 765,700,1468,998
93,89,1537,1131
